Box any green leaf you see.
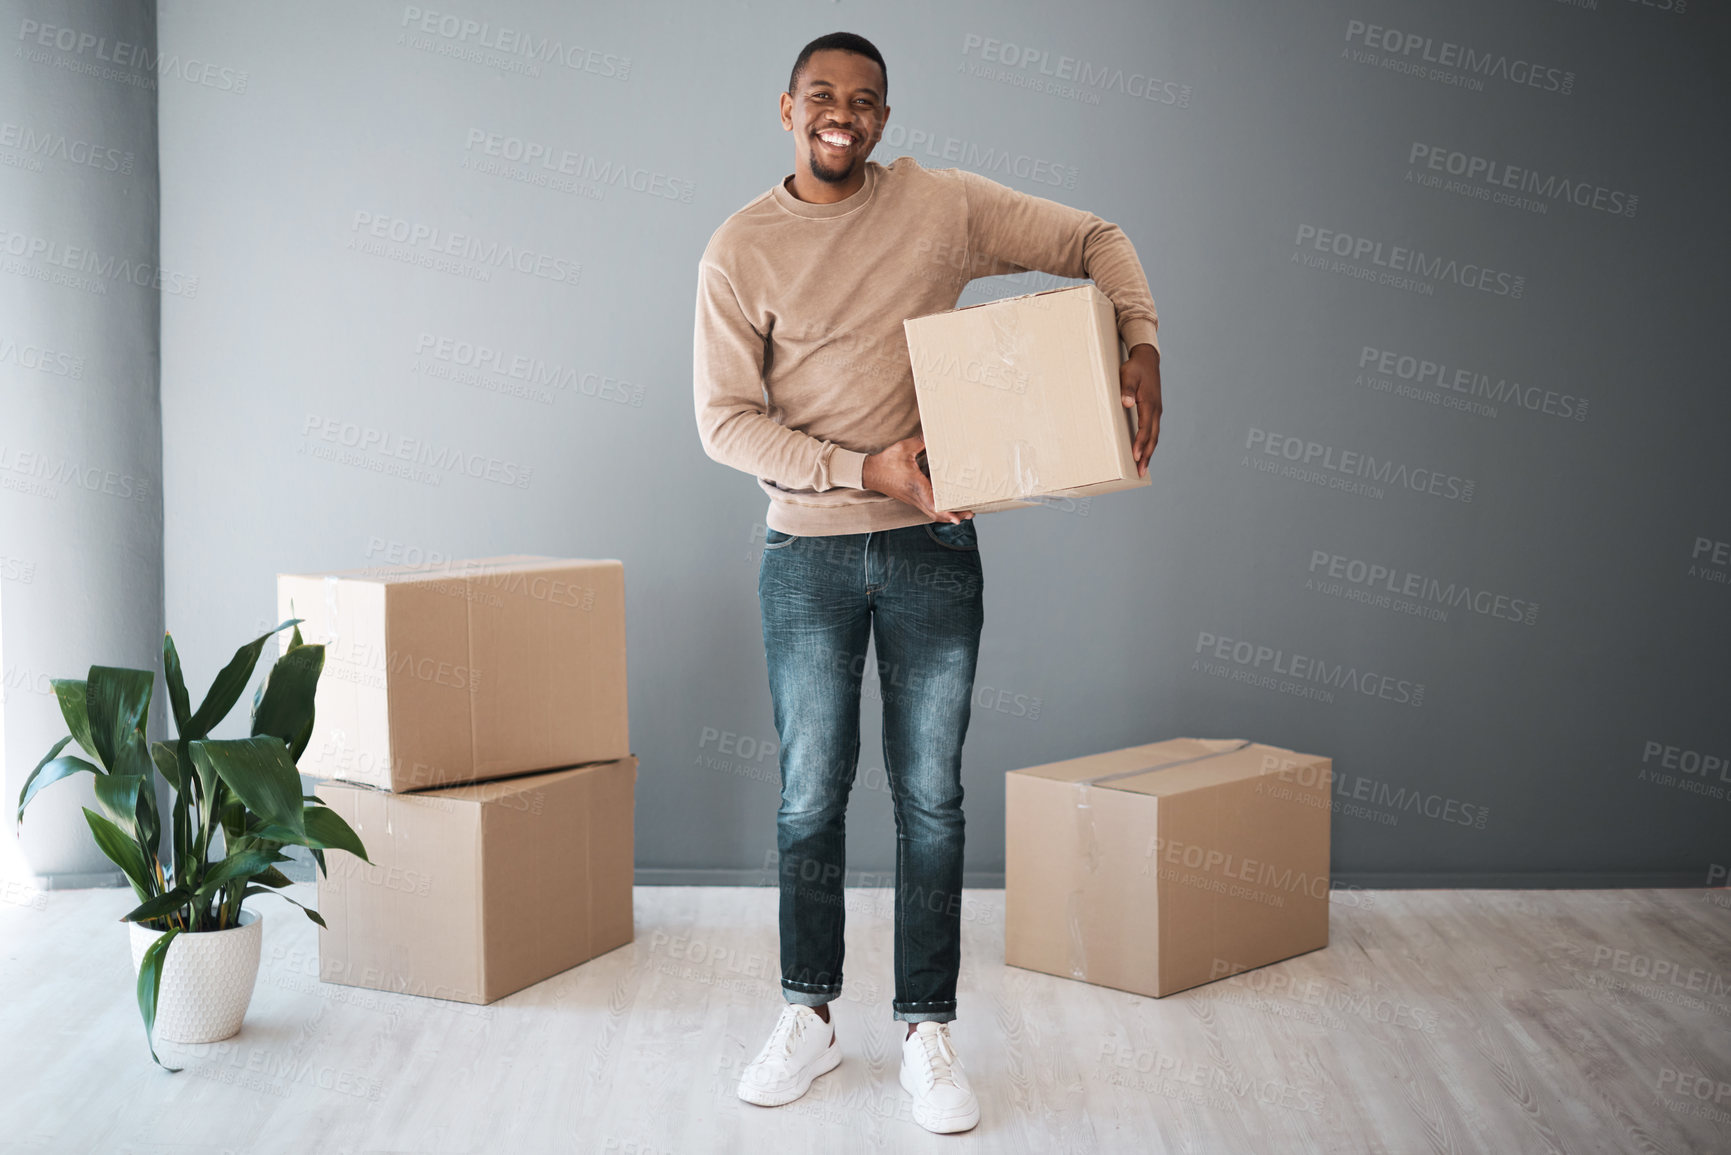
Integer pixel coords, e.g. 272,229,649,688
137,929,185,1071
189,737,305,837
170,751,193,897
149,742,182,791
86,666,155,772
92,772,148,838
287,707,318,764
303,805,370,862
193,849,279,902
220,798,248,846
253,866,295,889
109,731,160,859
52,680,100,763
82,807,151,897
250,643,324,758
186,620,299,738
17,737,82,823
122,887,191,925
241,885,326,929
161,633,193,737
310,847,326,876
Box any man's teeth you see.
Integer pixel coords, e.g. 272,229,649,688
818,133,852,146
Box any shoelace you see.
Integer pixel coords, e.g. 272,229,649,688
756,1006,810,1064
914,1025,960,1089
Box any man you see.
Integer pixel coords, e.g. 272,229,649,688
692,31,1161,1135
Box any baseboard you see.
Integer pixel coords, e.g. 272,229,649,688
31,865,1719,891
28,868,127,890
632,868,1011,888
1329,870,1714,889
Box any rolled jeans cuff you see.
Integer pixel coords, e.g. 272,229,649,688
783,980,841,1006
893,1001,957,1024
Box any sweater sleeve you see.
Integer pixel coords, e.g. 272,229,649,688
953,168,1160,356
692,256,869,492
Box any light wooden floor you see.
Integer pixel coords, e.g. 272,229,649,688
2,884,1728,1154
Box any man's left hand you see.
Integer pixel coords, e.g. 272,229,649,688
1120,343,1162,477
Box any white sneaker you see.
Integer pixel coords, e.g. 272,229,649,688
737,1003,841,1107
900,1021,980,1133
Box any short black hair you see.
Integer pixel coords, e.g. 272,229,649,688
788,32,887,99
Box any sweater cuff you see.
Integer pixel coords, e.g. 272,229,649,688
1121,319,1160,359
828,446,868,491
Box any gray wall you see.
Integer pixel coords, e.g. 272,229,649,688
1,0,164,884
23,0,1724,889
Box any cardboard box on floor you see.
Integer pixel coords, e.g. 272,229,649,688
1005,737,1331,999
903,283,1152,514
315,756,636,1004
278,555,629,792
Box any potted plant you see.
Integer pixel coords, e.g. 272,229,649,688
16,618,369,1070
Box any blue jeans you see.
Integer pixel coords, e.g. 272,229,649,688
758,519,984,1022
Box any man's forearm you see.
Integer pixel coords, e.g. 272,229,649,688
956,169,1159,357
697,403,869,492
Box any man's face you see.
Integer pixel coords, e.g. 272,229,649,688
779,49,889,185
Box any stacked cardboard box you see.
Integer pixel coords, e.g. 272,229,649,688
278,555,634,1005
903,283,1153,514
1005,737,1331,998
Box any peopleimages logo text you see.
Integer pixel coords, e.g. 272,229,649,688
1343,19,1575,94
0,121,134,174
1194,630,1425,707
1307,551,1538,626
1294,225,1524,297
1245,427,1475,503
300,415,533,489
960,34,1191,107
1408,144,1635,218
1358,345,1587,421
0,227,199,296
463,129,693,202
349,212,580,286
399,7,629,78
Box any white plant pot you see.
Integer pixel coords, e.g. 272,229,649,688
128,909,264,1044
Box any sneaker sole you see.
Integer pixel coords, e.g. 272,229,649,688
737,1038,842,1107
899,1063,981,1133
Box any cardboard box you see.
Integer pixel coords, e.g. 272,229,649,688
314,756,636,1004
904,283,1152,513
278,555,628,792
1005,737,1330,998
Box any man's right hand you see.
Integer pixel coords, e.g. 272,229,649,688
862,435,972,523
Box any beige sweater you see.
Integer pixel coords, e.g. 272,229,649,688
693,156,1159,536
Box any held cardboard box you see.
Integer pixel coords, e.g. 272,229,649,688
315,756,636,1005
903,283,1152,513
278,555,628,792
1005,737,1330,999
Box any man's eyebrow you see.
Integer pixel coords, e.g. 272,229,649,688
805,77,882,99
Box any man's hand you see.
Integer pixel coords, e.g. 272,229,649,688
862,435,972,523
1120,343,1163,477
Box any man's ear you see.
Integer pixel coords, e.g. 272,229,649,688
779,91,794,130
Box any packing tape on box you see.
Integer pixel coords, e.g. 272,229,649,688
1064,739,1253,980
1079,739,1252,787
1006,440,1070,508
980,299,1068,508
1010,440,1039,497
990,300,1023,369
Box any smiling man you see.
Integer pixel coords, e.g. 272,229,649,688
693,31,1161,1135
